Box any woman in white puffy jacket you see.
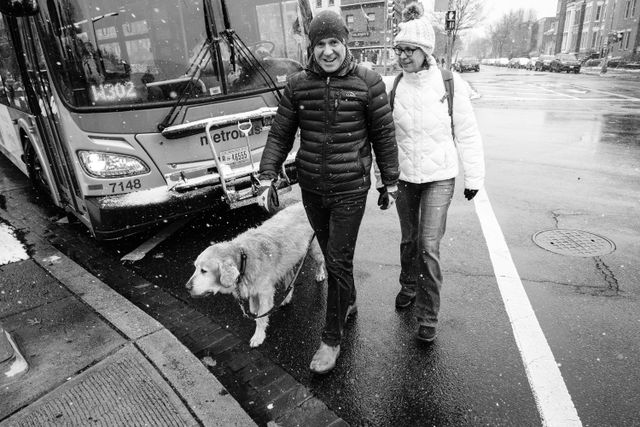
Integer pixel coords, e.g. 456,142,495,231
383,2,485,343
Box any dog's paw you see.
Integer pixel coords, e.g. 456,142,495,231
249,331,266,347
315,269,326,283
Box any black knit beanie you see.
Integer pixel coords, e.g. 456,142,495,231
308,10,349,47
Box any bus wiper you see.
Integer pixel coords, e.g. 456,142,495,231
221,29,283,102
157,37,213,132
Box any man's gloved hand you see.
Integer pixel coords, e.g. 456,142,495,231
377,185,398,210
464,189,478,201
257,179,279,214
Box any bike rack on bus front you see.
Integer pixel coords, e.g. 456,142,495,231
161,107,292,208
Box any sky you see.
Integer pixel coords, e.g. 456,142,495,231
484,0,558,21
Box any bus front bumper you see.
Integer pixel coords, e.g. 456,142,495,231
84,164,297,240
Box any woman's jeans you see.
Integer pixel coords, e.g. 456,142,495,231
302,190,367,347
395,178,455,327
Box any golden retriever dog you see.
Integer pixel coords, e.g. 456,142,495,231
186,202,326,347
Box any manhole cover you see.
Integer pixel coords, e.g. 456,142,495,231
532,229,615,257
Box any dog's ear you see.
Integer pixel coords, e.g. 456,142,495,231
219,258,240,288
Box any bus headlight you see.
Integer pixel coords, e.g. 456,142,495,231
78,151,150,178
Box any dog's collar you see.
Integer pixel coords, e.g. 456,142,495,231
237,248,247,284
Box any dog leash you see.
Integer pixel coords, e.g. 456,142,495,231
237,233,316,320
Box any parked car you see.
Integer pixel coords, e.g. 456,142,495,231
454,57,480,72
526,57,538,70
550,53,581,73
534,54,555,71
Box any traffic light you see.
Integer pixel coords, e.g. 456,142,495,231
445,10,456,31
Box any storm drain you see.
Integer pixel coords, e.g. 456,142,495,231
532,229,615,257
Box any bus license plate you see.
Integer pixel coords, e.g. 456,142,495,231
219,147,249,165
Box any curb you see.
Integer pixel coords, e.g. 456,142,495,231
1,212,255,426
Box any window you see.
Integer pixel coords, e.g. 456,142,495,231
0,14,29,111
624,31,631,49
329,0,334,5
585,5,592,22
591,32,598,48
625,0,632,17
346,14,354,24
632,0,638,15
316,0,321,7
595,5,602,20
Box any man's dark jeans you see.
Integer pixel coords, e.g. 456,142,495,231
301,190,367,347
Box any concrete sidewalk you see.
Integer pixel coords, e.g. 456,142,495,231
581,65,640,79
0,218,254,426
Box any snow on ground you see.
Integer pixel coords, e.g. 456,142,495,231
0,222,29,265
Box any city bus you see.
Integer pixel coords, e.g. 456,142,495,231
0,0,312,239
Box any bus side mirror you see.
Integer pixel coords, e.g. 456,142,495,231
0,0,39,17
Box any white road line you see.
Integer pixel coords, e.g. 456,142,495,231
478,96,638,102
532,84,579,99
586,87,640,100
121,217,191,262
473,189,582,427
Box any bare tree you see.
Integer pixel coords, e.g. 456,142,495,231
449,0,484,60
466,36,492,59
430,0,485,67
487,9,537,59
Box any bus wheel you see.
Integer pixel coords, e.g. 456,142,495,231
24,140,51,198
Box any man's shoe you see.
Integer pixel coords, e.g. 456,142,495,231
416,325,437,343
395,291,416,309
310,342,340,374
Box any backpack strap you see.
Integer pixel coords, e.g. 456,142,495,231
440,68,454,119
440,68,455,138
389,72,403,110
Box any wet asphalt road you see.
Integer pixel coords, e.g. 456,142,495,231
7,66,640,426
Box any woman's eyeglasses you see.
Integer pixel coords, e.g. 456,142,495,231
393,46,419,57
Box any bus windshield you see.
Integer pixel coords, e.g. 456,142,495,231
37,0,307,109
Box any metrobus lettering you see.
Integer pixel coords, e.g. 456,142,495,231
200,126,262,146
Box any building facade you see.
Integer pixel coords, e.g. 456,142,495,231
552,0,640,58
536,17,558,55
605,0,640,57
341,0,387,62
311,0,341,12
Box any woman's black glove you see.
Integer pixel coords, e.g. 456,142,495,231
377,185,398,210
257,179,279,214
464,189,478,201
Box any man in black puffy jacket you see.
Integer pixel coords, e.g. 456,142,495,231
258,10,399,374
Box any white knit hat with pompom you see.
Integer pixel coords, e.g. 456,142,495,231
393,2,435,56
